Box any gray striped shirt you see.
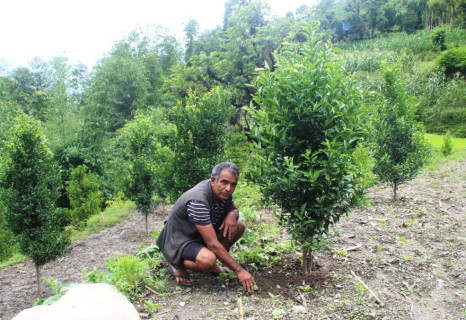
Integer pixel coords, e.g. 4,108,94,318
187,199,231,229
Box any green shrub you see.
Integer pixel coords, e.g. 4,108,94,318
87,254,166,299
441,131,454,156
371,64,430,200
249,23,371,275
66,165,101,226
431,27,447,51
438,46,466,77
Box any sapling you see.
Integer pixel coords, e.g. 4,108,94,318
1,114,70,297
248,22,372,275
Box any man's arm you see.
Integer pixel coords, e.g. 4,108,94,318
196,223,255,292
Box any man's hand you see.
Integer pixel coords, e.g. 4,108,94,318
219,211,238,240
236,268,256,293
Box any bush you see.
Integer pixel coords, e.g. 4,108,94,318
249,23,372,274
371,64,430,200
441,131,454,156
66,165,101,226
431,27,447,51
438,46,466,77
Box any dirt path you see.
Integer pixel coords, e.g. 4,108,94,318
1,157,465,320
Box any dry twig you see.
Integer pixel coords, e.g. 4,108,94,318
351,270,384,306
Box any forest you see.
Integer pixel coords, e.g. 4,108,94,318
0,0,465,318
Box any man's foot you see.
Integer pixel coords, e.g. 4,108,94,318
167,265,195,286
210,265,231,277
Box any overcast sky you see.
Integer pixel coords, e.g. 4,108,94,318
1,0,314,71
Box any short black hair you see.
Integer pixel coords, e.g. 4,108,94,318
211,162,239,181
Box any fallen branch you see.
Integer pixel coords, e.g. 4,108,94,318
351,270,384,306
145,285,161,295
298,289,307,308
339,244,362,252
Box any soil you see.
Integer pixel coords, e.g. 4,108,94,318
0,157,464,320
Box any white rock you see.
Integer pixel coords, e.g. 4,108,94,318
292,305,308,314
13,283,139,320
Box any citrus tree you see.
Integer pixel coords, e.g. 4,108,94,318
371,64,430,200
119,108,174,235
0,114,70,297
248,23,372,275
169,87,234,198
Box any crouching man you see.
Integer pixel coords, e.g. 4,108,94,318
156,162,256,292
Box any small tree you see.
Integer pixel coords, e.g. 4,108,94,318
441,130,454,156
119,108,174,235
66,165,102,226
371,64,430,200
0,114,70,297
170,87,234,198
248,23,372,275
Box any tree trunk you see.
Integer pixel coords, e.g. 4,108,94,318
302,249,313,275
35,264,42,298
393,181,397,201
145,214,148,237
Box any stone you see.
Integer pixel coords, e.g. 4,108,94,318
13,283,140,320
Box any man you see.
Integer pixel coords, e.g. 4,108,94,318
156,162,256,292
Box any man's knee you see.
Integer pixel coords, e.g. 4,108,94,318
195,248,217,270
236,219,245,237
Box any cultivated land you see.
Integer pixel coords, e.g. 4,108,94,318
0,157,464,320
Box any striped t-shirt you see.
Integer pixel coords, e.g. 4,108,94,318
187,199,232,230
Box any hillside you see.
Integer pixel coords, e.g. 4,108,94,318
0,156,464,320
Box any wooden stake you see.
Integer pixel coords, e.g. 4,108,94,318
238,297,244,320
351,270,384,306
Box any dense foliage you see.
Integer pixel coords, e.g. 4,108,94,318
66,165,101,226
0,0,463,274
0,115,70,296
248,24,372,274
371,65,430,200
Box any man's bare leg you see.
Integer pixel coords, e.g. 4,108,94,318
183,220,246,274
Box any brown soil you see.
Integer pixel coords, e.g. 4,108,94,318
1,157,464,320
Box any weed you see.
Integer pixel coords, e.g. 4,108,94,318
397,236,408,243
143,299,162,313
354,284,367,292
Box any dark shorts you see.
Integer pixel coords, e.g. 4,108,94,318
181,241,206,262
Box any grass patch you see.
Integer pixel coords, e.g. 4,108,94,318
70,201,135,242
424,133,466,171
425,133,466,150
0,252,27,269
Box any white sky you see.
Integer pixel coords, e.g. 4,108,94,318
0,0,314,71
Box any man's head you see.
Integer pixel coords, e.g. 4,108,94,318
211,162,239,200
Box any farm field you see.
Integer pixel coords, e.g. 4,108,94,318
1,154,464,320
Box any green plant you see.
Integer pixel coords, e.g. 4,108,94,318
66,165,101,226
169,87,234,199
0,114,70,297
431,27,447,51
438,46,466,77
119,108,174,235
248,22,372,275
87,254,164,299
144,299,162,313
441,131,454,156
371,63,430,200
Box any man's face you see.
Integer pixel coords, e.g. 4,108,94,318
211,169,238,200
